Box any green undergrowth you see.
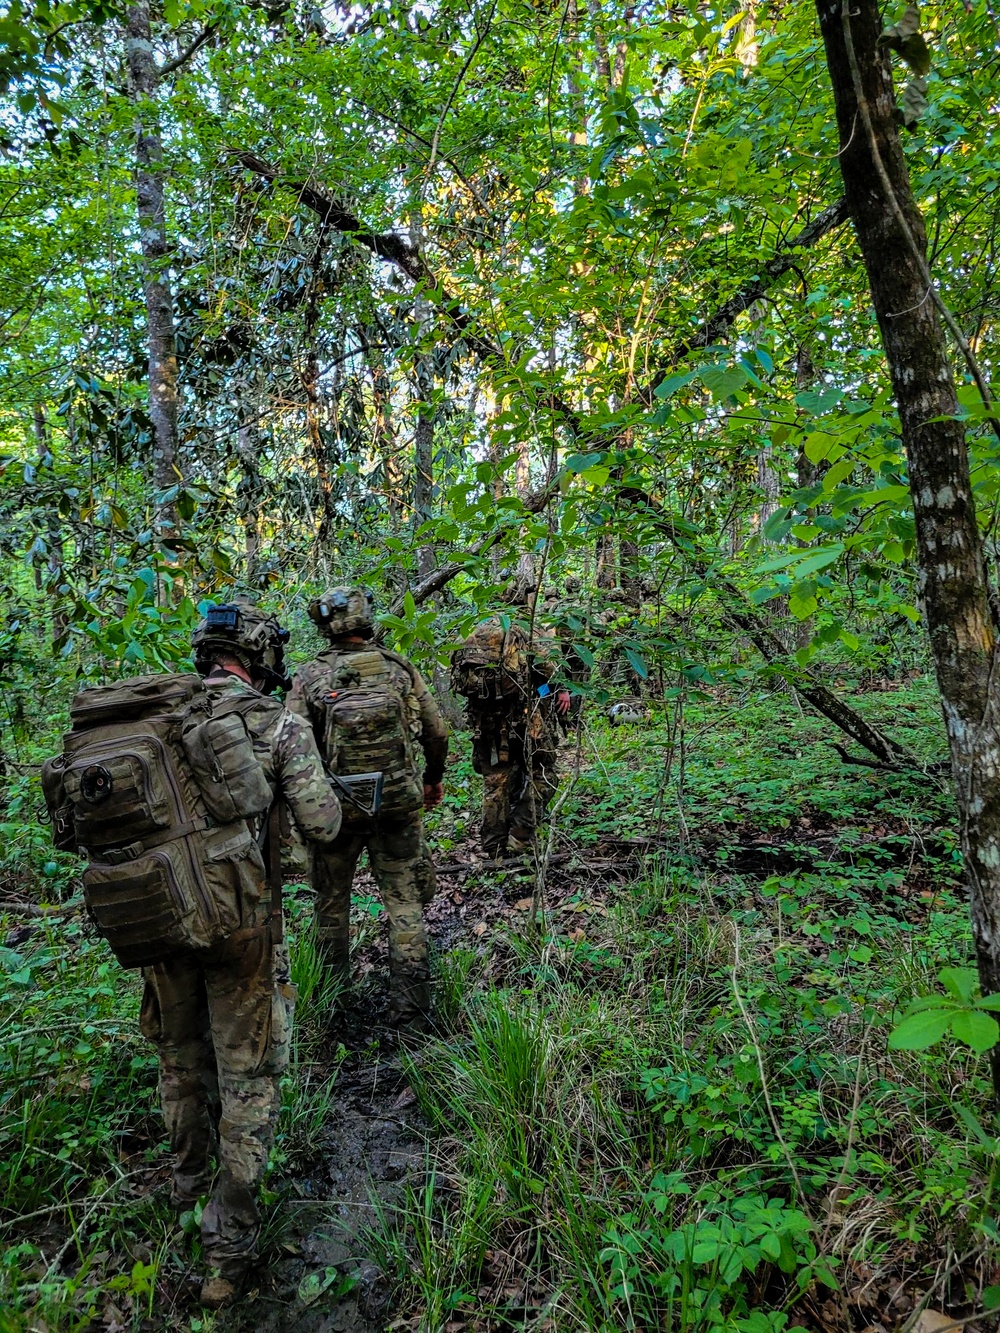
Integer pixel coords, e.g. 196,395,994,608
0,675,980,1329
429,676,953,869
372,856,996,1331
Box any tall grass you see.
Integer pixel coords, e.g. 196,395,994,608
370,862,996,1331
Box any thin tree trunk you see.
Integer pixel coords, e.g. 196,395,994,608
410,209,436,582
33,405,67,642
817,0,1000,1084
514,433,535,592
585,0,611,85
126,1,180,541
370,348,404,524
303,347,335,546
794,345,819,652
236,416,262,583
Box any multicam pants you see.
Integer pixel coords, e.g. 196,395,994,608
312,811,436,1022
140,925,295,1273
471,707,559,857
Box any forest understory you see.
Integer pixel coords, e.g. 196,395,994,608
2,675,994,1333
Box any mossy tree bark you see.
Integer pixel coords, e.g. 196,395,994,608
817,0,1000,1082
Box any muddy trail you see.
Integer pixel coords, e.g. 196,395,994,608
214,799,948,1329
213,826,646,1331
216,1000,421,1333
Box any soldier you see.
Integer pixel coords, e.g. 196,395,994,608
288,587,449,1029
451,596,571,859
140,602,343,1309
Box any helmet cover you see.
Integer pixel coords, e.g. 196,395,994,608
192,600,292,694
308,587,375,639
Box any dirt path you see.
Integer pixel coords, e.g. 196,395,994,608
217,829,618,1331
219,997,423,1332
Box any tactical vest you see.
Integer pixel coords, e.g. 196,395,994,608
41,673,273,968
297,647,424,823
450,621,531,701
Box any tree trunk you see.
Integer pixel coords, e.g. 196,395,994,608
817,0,1000,1080
33,405,67,643
126,1,180,541
410,208,437,582
236,415,262,584
303,347,335,546
794,345,819,652
370,347,404,525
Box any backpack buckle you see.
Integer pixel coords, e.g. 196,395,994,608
101,841,143,865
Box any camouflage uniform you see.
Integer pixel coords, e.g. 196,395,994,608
139,676,342,1280
457,617,562,858
288,645,448,1023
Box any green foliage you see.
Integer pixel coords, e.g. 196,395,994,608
890,968,1000,1054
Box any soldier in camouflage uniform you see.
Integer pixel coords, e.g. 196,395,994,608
288,587,449,1028
451,597,571,859
139,602,342,1309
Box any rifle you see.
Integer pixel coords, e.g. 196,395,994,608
327,769,384,819
260,770,383,940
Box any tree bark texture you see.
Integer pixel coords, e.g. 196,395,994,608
126,1,180,537
816,0,1000,1040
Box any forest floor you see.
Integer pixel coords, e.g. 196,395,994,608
2,675,997,1333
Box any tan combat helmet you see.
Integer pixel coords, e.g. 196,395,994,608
564,575,582,595
191,600,292,694
308,586,375,640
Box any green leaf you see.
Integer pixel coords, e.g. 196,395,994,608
564,452,604,473
653,372,696,400
939,967,978,1004
789,546,843,578
624,647,648,679
950,1009,999,1054
888,1007,954,1050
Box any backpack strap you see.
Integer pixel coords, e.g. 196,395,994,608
265,802,284,945
85,816,215,865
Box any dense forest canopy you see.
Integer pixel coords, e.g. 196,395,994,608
7,0,1000,1328
3,0,997,669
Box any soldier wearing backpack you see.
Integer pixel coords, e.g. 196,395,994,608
288,587,449,1029
450,601,571,859
43,601,342,1310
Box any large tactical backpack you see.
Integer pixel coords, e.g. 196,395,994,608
450,621,533,701
298,648,424,823
41,673,273,969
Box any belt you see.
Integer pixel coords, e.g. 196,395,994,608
86,817,215,866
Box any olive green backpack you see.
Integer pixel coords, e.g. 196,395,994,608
296,647,424,824
42,673,273,969
450,621,531,701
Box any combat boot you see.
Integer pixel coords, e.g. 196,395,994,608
388,970,431,1033
507,827,536,856
200,1263,249,1310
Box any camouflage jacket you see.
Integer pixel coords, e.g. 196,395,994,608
205,675,342,845
287,642,449,784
